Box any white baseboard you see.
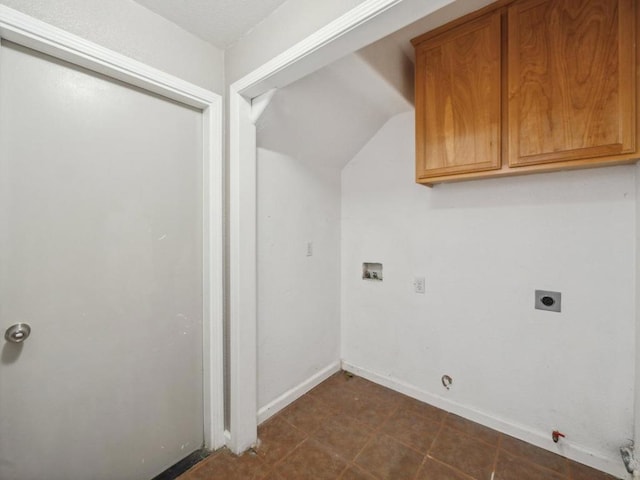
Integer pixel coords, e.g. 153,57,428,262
341,361,629,480
257,361,341,424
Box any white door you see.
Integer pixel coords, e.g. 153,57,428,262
0,40,204,480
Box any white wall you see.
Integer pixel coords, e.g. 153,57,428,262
256,148,342,420
342,111,636,478
0,0,224,93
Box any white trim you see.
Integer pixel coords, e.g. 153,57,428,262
0,5,216,109
257,362,341,425
233,0,404,93
228,0,456,453
341,361,629,479
201,100,226,450
0,5,225,451
228,87,259,454
234,0,453,98
249,88,277,124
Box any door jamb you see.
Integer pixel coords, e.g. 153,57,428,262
227,0,455,453
0,5,226,450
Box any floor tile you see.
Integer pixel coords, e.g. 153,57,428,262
280,393,333,434
260,471,284,480
310,379,364,412
354,434,424,480
184,449,269,480
382,408,442,453
415,457,473,480
309,372,358,403
494,450,565,480
349,396,397,429
338,465,378,480
322,388,397,429
312,412,373,461
500,434,567,475
269,438,347,480
444,414,501,445
397,395,447,424
430,426,497,480
348,376,406,407
175,371,620,480
256,416,307,465
322,371,360,390
314,383,396,429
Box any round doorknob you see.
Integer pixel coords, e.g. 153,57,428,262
4,323,31,343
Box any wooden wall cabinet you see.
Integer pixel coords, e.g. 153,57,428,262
414,11,502,179
412,0,638,186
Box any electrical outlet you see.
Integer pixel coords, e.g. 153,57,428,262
535,290,561,312
414,276,425,294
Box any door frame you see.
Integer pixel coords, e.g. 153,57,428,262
228,0,457,453
0,6,225,450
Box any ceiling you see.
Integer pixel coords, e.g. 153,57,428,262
133,0,288,48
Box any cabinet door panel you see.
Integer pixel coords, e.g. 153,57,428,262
508,0,635,167
415,11,501,179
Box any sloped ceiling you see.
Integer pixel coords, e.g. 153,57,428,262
256,38,414,170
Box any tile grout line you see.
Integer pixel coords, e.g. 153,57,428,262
445,416,503,448
427,412,449,457
409,412,448,480
258,415,310,477
374,416,440,456
429,456,478,480
425,412,480,480
349,425,383,480
430,414,502,480
265,437,307,476
439,421,502,450
264,420,354,480
344,461,383,480
276,411,313,439
335,462,350,480
498,444,574,479
490,433,503,479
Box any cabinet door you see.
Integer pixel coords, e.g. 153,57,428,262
508,0,636,167
415,11,501,179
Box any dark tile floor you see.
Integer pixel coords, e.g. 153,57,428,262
178,371,620,480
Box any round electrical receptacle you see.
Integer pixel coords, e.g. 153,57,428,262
541,296,555,307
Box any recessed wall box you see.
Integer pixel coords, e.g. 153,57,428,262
535,290,561,312
362,263,383,281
